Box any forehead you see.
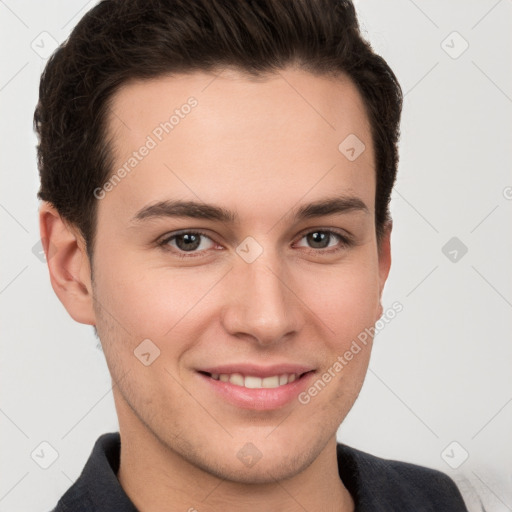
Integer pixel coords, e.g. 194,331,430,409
101,68,375,225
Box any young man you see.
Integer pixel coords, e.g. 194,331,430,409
35,0,469,510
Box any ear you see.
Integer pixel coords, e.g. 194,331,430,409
39,202,96,325
375,219,392,319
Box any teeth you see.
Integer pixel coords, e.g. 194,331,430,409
230,373,244,386
210,372,301,388
262,376,279,388
244,375,262,388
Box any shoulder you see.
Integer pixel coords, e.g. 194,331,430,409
49,433,137,512
49,483,94,512
337,443,469,511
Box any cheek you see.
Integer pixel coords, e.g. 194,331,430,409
93,240,381,359
294,256,381,340
94,255,220,339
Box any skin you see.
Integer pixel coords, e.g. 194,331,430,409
40,67,392,512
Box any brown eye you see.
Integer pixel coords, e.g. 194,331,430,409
305,231,333,249
296,230,349,251
159,231,215,255
174,233,202,251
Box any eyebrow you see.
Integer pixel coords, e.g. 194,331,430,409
131,195,369,224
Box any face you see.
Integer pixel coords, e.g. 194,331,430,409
57,68,391,483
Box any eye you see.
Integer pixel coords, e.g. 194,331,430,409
295,229,352,253
158,230,216,257
157,228,353,259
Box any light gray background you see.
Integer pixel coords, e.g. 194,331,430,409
1,1,511,511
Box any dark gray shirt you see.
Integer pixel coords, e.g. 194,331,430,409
51,432,468,511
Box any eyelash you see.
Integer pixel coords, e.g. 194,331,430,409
157,228,353,259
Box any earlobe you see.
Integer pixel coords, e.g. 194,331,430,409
39,202,96,325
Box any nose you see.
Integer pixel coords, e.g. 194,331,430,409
220,254,304,346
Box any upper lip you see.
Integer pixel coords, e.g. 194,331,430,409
197,363,315,378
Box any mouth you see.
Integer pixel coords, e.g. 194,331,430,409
199,370,313,389
196,366,316,410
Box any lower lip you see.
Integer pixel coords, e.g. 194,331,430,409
197,371,316,410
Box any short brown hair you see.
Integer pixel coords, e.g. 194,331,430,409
34,0,402,260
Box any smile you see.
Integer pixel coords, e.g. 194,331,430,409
207,372,300,388
197,368,315,410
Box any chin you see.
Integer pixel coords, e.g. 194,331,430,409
187,434,322,485
205,452,310,485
